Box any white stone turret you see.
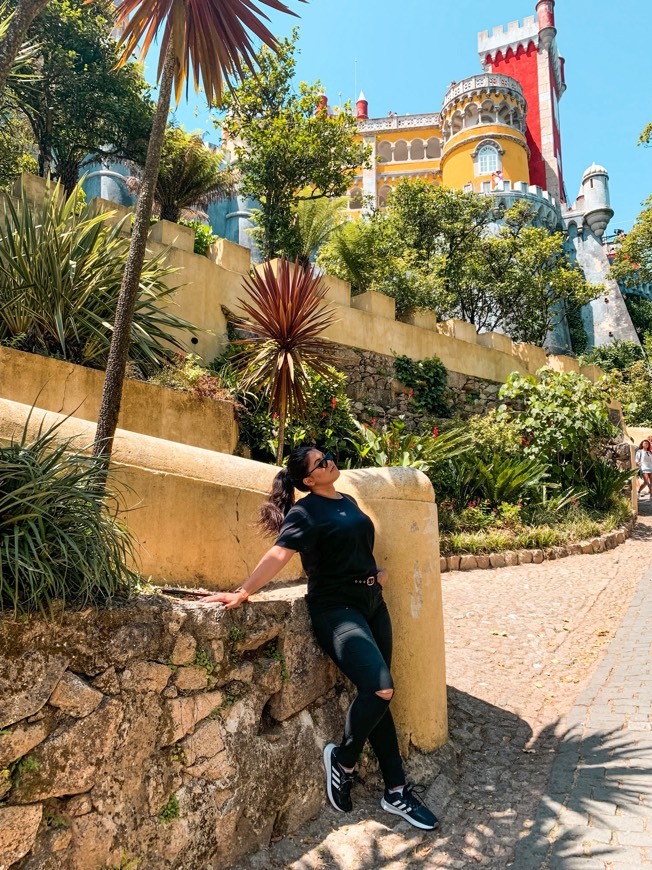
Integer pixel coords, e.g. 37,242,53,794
580,163,613,238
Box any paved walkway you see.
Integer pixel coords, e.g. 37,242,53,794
237,503,652,869
515,566,652,870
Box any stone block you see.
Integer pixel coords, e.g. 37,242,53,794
615,531,626,545
182,719,226,766
0,719,51,768
164,691,225,745
518,551,533,564
604,532,618,550
458,555,478,571
320,274,351,307
547,354,580,374
437,319,478,343
149,219,195,252
0,805,43,869
580,541,594,555
89,197,132,233
0,652,68,730
592,538,606,554
477,331,513,354
476,555,491,569
447,555,461,571
173,667,209,693
268,620,339,721
69,813,120,870
580,364,605,383
120,662,173,694
531,549,544,564
351,290,396,320
49,672,103,718
11,171,52,203
503,551,519,566
170,634,197,666
209,237,251,273
489,553,506,568
440,556,448,573
12,700,123,802
402,310,438,331
91,667,120,696
567,544,582,556
513,342,547,373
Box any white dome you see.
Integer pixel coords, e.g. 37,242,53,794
582,163,608,180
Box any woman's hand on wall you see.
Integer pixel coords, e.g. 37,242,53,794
377,568,388,587
198,591,248,609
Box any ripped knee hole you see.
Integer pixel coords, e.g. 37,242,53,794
375,688,394,700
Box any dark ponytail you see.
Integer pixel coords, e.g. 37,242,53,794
258,445,316,536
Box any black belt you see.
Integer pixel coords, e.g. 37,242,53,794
353,575,378,586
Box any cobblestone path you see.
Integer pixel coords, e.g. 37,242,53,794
238,503,652,870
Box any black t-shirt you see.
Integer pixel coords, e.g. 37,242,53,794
275,492,377,600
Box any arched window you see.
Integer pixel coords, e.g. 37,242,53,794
426,137,442,159
410,138,424,160
464,104,479,128
349,187,363,210
451,112,463,135
378,185,392,208
377,140,392,164
393,140,408,161
477,144,500,174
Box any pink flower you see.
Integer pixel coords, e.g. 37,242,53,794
371,418,377,426
408,388,414,398
273,413,278,421
432,426,439,437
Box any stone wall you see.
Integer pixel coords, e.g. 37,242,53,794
337,347,503,427
0,592,352,870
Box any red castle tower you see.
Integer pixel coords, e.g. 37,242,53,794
478,0,567,202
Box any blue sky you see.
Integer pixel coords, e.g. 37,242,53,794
148,0,652,232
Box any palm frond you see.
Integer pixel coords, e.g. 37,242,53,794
114,0,305,105
294,197,347,264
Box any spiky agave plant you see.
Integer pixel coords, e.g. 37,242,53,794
232,258,338,464
0,415,138,615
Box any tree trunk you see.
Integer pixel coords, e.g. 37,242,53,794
92,44,176,468
275,396,287,466
0,0,49,94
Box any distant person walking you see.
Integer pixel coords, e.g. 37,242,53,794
199,445,438,831
636,439,652,498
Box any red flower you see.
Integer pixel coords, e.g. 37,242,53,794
408,388,414,398
432,426,439,437
371,418,377,426
331,397,337,409
273,412,279,420
321,411,327,417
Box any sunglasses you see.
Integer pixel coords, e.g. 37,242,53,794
309,451,334,474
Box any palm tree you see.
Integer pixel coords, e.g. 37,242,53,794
292,196,347,266
127,125,235,224
233,258,338,464
0,0,48,94
92,0,303,466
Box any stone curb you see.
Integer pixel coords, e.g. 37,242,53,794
440,518,636,574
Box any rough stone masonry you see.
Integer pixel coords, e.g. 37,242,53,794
0,590,352,870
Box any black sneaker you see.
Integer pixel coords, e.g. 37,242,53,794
380,784,439,830
323,743,358,813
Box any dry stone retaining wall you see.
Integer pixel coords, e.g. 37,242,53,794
0,591,351,870
336,347,502,428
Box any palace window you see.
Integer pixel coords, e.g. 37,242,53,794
477,144,500,174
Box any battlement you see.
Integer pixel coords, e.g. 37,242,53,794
442,73,525,114
478,15,539,61
358,112,441,134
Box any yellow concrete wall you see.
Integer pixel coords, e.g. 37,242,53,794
0,346,238,455
441,125,530,189
0,396,448,753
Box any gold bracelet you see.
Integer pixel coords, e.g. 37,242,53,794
235,587,251,600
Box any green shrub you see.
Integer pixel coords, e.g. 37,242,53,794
0,418,138,614
0,180,197,375
474,454,549,506
149,354,231,401
393,354,449,416
179,219,218,256
578,339,644,372
583,460,635,511
347,418,470,473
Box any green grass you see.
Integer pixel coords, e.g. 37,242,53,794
158,793,180,823
440,500,630,556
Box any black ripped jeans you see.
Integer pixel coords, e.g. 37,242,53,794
308,585,406,789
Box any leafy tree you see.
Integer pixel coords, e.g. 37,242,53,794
128,125,234,223
319,181,596,339
623,295,652,344
293,196,347,266
0,107,36,185
92,0,300,468
5,0,154,194
578,339,645,373
610,196,652,286
217,29,369,260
